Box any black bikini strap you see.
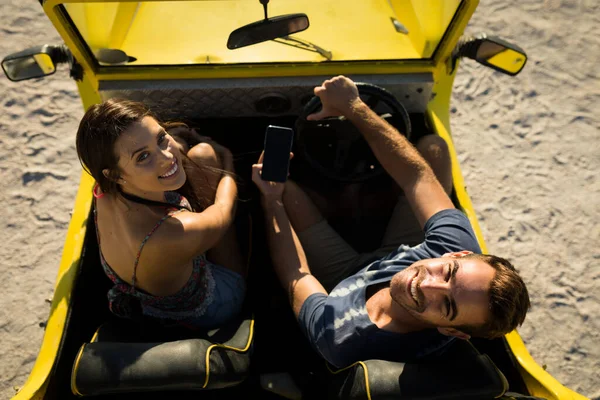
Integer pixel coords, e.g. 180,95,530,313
119,189,189,211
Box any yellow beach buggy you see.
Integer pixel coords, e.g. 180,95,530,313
2,0,588,399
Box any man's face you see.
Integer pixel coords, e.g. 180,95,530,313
389,252,495,338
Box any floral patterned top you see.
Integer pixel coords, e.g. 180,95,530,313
93,188,215,326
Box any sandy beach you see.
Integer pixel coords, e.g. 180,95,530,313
0,0,598,399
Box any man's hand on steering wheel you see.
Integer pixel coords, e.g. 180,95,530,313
296,77,411,183
307,76,363,121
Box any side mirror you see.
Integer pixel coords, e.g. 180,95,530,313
452,34,527,76
227,13,309,50
2,45,70,82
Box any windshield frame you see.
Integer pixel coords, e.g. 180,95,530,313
43,0,475,80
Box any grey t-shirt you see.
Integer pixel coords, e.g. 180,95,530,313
298,208,482,368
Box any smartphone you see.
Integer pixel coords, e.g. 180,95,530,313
261,125,294,182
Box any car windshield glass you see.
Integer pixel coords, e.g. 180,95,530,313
62,0,462,66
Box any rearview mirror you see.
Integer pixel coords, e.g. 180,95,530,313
475,38,527,76
227,13,309,50
452,34,528,76
2,45,58,82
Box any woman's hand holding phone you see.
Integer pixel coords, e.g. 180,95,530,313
252,151,293,202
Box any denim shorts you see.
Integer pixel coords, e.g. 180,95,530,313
186,263,246,329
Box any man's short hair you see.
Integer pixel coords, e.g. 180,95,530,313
457,254,530,338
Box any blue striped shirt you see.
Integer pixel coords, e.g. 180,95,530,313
298,209,482,368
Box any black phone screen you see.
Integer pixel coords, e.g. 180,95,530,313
261,125,294,183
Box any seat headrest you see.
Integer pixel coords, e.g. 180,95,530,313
70,312,254,396
327,340,508,400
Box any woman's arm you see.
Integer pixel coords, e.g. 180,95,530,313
140,147,238,270
251,154,327,316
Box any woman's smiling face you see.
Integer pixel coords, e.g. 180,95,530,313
112,116,187,197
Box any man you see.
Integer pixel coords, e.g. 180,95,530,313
251,76,530,368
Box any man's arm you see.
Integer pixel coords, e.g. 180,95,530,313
346,101,454,228
308,76,454,229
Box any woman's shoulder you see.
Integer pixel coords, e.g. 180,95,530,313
96,196,172,241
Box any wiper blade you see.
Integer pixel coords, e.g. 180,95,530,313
273,36,332,60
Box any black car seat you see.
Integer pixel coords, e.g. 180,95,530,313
326,340,507,399
70,308,254,396
261,339,512,400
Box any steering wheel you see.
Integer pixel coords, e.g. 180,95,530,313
295,83,411,183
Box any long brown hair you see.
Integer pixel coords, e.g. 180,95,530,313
75,99,213,211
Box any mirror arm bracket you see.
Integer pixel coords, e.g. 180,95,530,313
260,0,269,20
69,58,84,81
49,45,70,64
449,33,486,74
50,44,83,81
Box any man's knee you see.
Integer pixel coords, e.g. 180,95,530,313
416,134,450,161
188,142,221,169
283,180,324,233
416,134,453,194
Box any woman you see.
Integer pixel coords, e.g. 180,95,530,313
76,99,246,329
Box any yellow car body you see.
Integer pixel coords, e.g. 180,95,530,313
6,1,587,399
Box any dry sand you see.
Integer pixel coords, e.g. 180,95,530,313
0,0,598,399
